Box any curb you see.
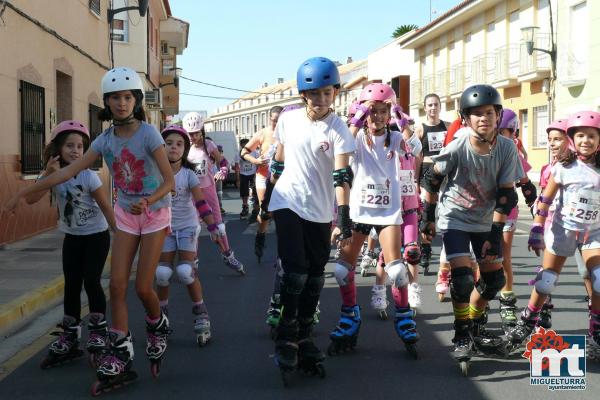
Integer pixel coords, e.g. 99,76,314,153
0,253,112,337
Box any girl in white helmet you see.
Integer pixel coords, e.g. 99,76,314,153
6,67,175,392
23,121,115,370
183,112,245,274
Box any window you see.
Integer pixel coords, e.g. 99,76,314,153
88,104,103,169
161,41,169,56
533,106,548,148
110,0,129,42
89,0,101,16
253,114,258,133
20,81,45,175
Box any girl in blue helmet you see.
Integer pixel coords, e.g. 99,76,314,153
268,57,355,380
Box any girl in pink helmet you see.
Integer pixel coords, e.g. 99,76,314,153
508,111,600,360
495,109,538,335
183,112,245,274
21,121,116,369
154,126,224,347
329,83,422,358
6,67,176,392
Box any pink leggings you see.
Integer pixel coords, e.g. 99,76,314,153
201,184,230,251
401,211,418,245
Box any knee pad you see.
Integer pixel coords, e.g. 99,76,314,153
533,269,559,295
589,266,600,295
175,262,196,285
155,262,173,287
384,259,409,288
217,223,226,236
334,260,354,287
403,242,421,265
476,268,506,300
283,272,307,295
305,275,325,296
450,267,475,303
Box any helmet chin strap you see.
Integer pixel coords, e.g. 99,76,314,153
113,113,136,126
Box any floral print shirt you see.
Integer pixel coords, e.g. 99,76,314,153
91,122,170,212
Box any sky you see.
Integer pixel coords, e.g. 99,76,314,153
169,0,462,115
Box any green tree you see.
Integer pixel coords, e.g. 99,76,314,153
392,24,419,38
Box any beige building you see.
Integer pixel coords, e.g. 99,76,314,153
554,0,597,116
402,0,554,173
0,0,112,245
206,59,368,139
112,0,188,129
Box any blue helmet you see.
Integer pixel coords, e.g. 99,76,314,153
296,57,340,92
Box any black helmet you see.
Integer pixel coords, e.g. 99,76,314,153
459,84,503,115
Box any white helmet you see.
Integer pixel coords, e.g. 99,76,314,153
101,67,144,95
182,112,204,133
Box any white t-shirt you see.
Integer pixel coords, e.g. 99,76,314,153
350,130,412,225
553,160,600,231
52,169,108,235
268,109,356,223
171,167,200,231
236,150,258,176
188,140,218,188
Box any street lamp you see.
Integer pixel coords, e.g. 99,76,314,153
160,68,182,88
108,0,149,23
520,26,556,63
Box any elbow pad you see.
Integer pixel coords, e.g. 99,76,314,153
333,166,354,188
195,199,213,218
495,187,518,215
421,167,445,193
219,158,228,168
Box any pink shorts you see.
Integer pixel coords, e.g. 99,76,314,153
115,204,171,235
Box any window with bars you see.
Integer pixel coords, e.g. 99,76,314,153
88,104,103,169
89,0,101,16
20,81,45,175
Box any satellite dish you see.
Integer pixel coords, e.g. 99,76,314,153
138,0,149,17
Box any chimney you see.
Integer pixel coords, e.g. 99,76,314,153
346,56,353,64
277,78,284,84
263,82,268,88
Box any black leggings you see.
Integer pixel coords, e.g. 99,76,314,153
62,230,110,320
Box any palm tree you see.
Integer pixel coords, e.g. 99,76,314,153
392,24,419,38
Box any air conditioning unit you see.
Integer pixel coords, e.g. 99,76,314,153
144,88,162,109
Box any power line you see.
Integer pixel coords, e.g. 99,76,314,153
179,93,243,100
180,76,277,95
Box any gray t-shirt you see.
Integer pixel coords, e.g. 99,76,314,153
432,133,524,232
171,167,200,231
53,169,108,235
91,122,170,212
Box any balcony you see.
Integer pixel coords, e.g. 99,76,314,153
434,69,450,100
493,44,520,88
410,79,422,106
449,62,472,96
518,33,552,82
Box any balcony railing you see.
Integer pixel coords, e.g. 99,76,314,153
422,74,435,97
434,68,450,96
494,44,521,82
410,79,422,105
519,33,552,76
449,62,472,94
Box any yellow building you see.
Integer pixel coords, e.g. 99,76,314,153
401,0,554,173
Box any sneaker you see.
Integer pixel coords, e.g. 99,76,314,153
408,282,422,308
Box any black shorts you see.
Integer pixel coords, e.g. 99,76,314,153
352,222,387,236
239,174,255,197
441,229,503,263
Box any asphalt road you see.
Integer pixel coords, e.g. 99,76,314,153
0,189,597,399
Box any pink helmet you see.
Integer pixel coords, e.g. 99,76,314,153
347,100,359,118
566,111,600,136
358,83,396,104
161,125,191,148
546,118,568,134
498,108,518,131
50,120,90,142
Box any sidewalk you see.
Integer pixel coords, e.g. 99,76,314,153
0,229,110,337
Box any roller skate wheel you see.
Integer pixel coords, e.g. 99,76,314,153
423,266,429,276
378,310,388,320
405,343,418,359
91,381,103,396
88,353,98,369
459,360,469,376
150,361,161,378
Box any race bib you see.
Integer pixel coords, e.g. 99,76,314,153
427,131,446,152
399,170,417,196
195,160,207,178
563,190,600,224
360,179,392,209
242,162,254,174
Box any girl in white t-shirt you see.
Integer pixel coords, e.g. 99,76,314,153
268,57,355,376
155,126,223,347
183,112,245,275
24,120,115,369
330,83,422,358
509,111,600,359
